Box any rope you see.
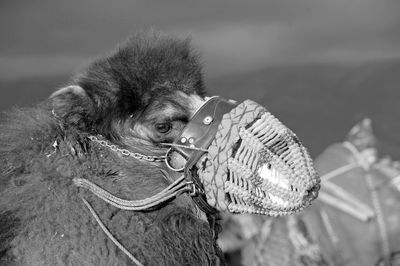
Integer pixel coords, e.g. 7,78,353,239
81,198,144,266
365,171,391,266
322,182,375,221
287,215,322,261
319,209,339,245
318,193,373,222
73,175,190,210
342,141,391,266
77,136,201,264
322,163,360,182
342,141,370,170
73,175,200,265
318,144,376,221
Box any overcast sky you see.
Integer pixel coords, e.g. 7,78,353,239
1,0,399,80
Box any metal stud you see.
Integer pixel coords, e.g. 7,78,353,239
181,137,187,144
188,138,195,144
203,116,213,125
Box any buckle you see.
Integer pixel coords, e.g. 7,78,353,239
186,181,197,196
165,148,185,172
186,181,205,197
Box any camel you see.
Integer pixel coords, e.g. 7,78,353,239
0,31,320,266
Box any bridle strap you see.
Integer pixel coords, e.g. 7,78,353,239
184,161,219,215
73,175,193,211
70,100,231,264
170,97,236,160
169,97,237,215
74,175,196,266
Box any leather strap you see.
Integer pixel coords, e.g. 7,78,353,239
172,96,237,162
171,97,237,215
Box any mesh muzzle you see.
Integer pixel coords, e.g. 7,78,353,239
197,99,320,215
168,97,320,216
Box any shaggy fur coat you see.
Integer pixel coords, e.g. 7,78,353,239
0,32,223,266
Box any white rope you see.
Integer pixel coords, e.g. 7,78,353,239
319,209,339,245
318,193,372,222
342,141,370,170
321,163,360,181
365,171,391,265
81,198,144,266
343,141,391,265
322,182,375,219
317,141,380,215
318,150,376,221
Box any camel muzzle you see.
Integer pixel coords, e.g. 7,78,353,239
165,96,321,216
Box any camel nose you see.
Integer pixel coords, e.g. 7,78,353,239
302,183,320,206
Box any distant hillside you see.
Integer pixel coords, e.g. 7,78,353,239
1,60,399,159
207,60,400,159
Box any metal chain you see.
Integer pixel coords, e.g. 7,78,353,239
88,135,166,162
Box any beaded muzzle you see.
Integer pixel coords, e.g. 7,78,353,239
167,97,321,216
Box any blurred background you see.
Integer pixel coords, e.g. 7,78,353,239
1,0,399,158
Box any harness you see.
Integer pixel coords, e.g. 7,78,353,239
74,97,236,212
71,97,235,265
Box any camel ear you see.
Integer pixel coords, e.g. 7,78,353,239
50,85,94,129
50,85,87,99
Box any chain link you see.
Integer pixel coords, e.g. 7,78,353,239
88,135,166,163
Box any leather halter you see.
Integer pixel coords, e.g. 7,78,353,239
166,96,237,215
76,97,237,216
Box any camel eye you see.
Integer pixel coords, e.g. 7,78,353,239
155,122,172,134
